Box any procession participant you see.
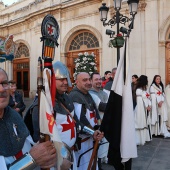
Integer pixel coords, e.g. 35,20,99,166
25,61,77,170
89,72,109,167
150,75,170,138
131,74,138,109
103,67,117,97
53,61,77,170
69,72,104,170
8,80,26,117
25,62,102,170
101,71,111,88
0,68,57,170
134,75,152,145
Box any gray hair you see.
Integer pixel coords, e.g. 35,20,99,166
112,67,117,72
0,68,8,80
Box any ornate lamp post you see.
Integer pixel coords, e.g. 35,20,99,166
99,0,139,65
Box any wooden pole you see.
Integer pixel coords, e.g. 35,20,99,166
87,140,99,170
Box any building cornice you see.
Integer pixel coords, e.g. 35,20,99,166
0,0,100,28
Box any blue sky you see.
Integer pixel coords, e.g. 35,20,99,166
2,0,18,6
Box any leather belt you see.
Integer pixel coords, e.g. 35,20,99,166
81,137,90,143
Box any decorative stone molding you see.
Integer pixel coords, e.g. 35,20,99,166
34,25,41,34
159,41,166,47
159,15,170,42
138,0,147,12
15,39,31,52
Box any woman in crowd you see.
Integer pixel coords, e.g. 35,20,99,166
8,80,26,117
131,74,138,109
150,75,170,138
134,75,152,145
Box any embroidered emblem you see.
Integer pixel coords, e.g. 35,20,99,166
146,93,150,98
157,91,162,95
90,111,97,124
60,115,75,139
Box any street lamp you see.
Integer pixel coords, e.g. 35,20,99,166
99,0,139,64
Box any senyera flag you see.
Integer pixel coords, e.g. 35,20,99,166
100,42,137,169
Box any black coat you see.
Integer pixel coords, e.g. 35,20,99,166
8,91,26,117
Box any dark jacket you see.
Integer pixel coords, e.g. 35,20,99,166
104,78,113,91
8,91,26,117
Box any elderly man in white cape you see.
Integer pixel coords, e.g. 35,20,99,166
0,68,57,170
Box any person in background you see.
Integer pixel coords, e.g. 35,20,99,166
131,74,138,109
101,71,111,88
8,80,26,117
89,72,109,169
134,75,152,145
103,68,117,97
150,75,170,138
0,68,57,169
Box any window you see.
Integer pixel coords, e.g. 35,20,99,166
15,44,29,58
69,32,99,51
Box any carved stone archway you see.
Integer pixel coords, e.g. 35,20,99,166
159,15,170,85
65,30,100,91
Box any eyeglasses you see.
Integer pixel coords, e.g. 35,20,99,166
10,85,17,88
0,80,9,90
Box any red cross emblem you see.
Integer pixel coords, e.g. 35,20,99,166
146,93,150,98
46,112,55,133
157,91,162,95
47,24,54,35
90,111,97,124
61,115,75,140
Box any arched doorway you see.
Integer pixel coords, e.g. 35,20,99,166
13,43,30,97
166,41,170,85
66,31,100,85
165,26,170,85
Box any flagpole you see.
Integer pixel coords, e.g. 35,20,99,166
124,38,127,82
38,14,59,170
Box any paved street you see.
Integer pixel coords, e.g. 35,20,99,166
24,98,170,170
102,137,170,170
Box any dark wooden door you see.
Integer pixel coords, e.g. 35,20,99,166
13,58,30,97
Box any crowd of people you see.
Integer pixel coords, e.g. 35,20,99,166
133,74,170,146
1,62,170,170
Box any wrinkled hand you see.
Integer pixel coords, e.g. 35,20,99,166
93,130,104,141
60,158,72,170
29,141,57,168
158,101,163,107
146,106,151,111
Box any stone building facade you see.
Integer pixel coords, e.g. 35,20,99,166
0,0,170,97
